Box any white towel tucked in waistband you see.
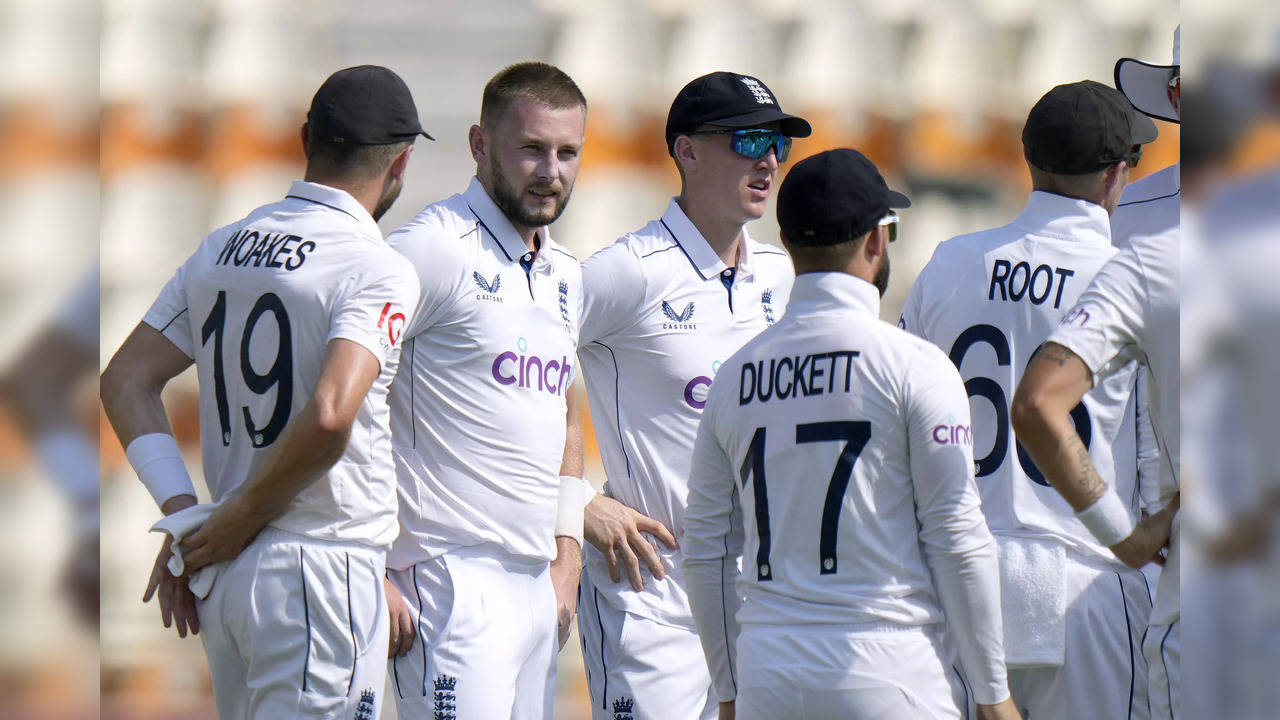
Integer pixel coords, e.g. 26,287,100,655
996,535,1067,667
150,503,220,599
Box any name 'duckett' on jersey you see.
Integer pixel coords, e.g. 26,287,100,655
738,349,860,405
215,227,316,271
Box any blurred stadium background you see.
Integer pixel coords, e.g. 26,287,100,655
5,0,1280,718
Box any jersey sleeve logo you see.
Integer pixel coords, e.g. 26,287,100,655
377,302,406,346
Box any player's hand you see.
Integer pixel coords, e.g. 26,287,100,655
1110,493,1179,568
718,700,735,720
550,536,582,649
976,697,1022,720
385,577,415,657
584,494,678,591
142,535,200,638
179,498,265,573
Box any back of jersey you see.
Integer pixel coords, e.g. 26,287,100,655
144,181,416,548
899,192,1141,556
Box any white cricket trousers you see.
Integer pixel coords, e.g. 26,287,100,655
1008,555,1152,719
577,565,717,720
735,623,967,720
386,544,557,720
197,527,389,720
1144,619,1179,720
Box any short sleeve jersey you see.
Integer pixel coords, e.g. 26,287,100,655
899,191,1144,559
1049,196,1180,625
577,199,794,627
143,181,419,547
685,272,1006,704
385,177,582,569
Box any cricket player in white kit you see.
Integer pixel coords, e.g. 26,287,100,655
685,148,1021,720
899,80,1160,720
381,63,590,720
575,71,809,720
100,66,426,720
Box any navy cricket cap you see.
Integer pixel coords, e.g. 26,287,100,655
307,65,433,145
665,71,811,155
777,148,910,246
1022,80,1157,174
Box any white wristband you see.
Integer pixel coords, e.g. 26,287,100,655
125,433,197,510
555,475,593,546
1074,491,1135,547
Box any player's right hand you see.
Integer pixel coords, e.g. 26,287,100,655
583,494,678,591
142,535,200,638
976,697,1023,720
385,577,415,657
1111,492,1179,568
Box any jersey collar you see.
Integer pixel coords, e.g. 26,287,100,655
463,176,552,265
788,272,880,318
659,199,757,282
1014,191,1113,245
285,180,381,239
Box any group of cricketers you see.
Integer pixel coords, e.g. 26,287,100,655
101,24,1182,720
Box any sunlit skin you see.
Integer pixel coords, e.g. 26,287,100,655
674,120,785,265
469,99,585,250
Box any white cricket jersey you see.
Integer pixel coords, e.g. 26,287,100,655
578,198,794,628
899,191,1146,560
144,181,419,547
385,177,582,569
1050,195,1180,626
1113,163,1179,253
684,273,1007,705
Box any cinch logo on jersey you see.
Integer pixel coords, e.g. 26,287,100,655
739,350,861,406
932,416,973,446
661,300,696,330
987,259,1076,309
473,271,503,302
490,336,572,396
1060,306,1091,328
214,228,314,271
762,289,777,325
683,360,723,410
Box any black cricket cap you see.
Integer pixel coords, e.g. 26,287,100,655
1022,80,1157,174
307,65,433,145
665,71,811,156
777,148,911,246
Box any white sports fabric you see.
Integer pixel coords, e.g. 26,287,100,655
1145,621,1180,720
198,527,389,720
386,545,557,720
899,190,1150,559
735,624,967,720
143,179,418,547
385,177,582,569
1049,196,1180,628
577,198,794,630
1006,552,1152,719
577,566,717,720
685,272,1008,706
1112,163,1179,254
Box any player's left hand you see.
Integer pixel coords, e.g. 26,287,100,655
143,534,200,637
179,498,266,573
1110,493,1178,568
550,536,582,649
718,700,735,720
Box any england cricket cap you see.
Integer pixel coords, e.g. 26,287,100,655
307,65,434,145
1115,25,1180,123
665,71,811,155
777,148,910,246
1022,80,1158,174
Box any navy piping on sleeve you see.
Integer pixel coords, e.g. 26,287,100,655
551,247,577,261
1117,191,1179,208
640,243,681,260
720,547,737,695
300,547,312,692
591,341,631,478
157,307,188,333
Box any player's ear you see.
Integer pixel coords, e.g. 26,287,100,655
389,143,414,183
673,135,697,169
863,226,886,262
468,125,486,164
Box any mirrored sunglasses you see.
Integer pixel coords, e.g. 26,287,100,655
694,128,792,161
878,212,899,243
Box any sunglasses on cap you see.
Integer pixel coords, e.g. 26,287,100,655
878,212,899,243
693,128,793,162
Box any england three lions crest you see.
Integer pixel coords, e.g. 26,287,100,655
762,289,776,325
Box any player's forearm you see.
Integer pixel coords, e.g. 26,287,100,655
683,555,741,702
101,359,179,448
233,401,352,526
1013,401,1106,510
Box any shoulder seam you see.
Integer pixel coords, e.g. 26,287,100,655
1118,190,1179,208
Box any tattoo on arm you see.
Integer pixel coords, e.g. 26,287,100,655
1064,431,1107,506
1033,342,1079,368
